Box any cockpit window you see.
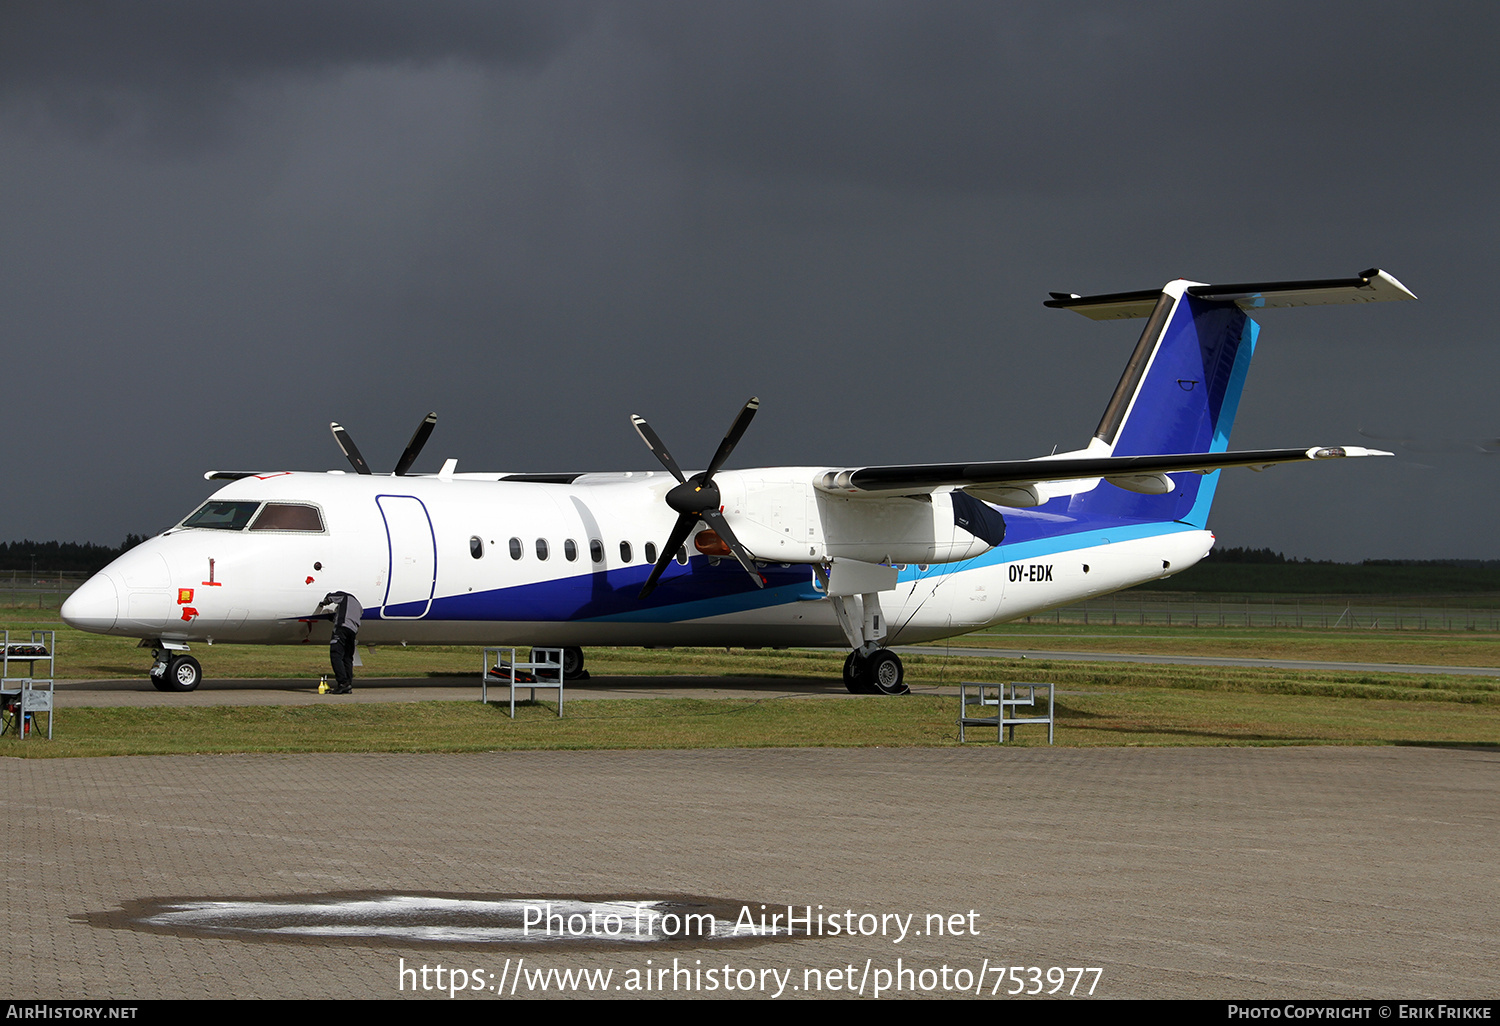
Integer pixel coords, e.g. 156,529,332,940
249,503,325,532
181,501,261,531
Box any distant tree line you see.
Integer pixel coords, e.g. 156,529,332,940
0,536,147,574
1205,546,1331,565
1204,546,1500,569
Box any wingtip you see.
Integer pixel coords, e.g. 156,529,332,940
1308,445,1395,459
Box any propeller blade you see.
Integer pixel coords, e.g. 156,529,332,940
703,397,759,480
701,508,764,588
630,414,686,483
393,412,438,476
638,514,697,599
329,422,372,475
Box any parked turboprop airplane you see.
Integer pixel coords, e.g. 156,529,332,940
61,270,1414,695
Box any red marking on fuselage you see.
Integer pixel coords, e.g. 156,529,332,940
202,557,222,586
180,607,198,622
253,472,292,480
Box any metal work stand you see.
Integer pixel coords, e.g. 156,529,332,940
2,629,55,740
482,646,566,718
958,682,1053,745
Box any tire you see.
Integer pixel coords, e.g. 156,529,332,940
161,655,202,692
865,650,908,695
562,646,588,681
843,651,876,694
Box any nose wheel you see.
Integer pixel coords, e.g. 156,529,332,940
842,649,907,695
150,651,203,692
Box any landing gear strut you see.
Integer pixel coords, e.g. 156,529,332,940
830,582,907,695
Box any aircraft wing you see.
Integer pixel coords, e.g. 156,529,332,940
815,446,1391,500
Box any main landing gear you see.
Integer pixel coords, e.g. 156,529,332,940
829,585,908,695
148,648,202,692
561,646,589,681
843,648,908,695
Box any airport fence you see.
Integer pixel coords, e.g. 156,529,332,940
0,570,90,609
1026,592,1500,631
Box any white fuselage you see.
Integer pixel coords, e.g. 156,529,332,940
62,468,1211,650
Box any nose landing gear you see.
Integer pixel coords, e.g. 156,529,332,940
149,649,203,692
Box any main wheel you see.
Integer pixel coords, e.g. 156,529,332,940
843,651,876,694
161,655,202,692
562,646,589,681
865,650,908,695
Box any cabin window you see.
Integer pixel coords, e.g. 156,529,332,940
590,539,604,563
181,501,261,531
564,539,578,561
509,537,522,560
248,503,324,532
619,541,632,563
470,536,484,559
676,546,688,565
645,541,658,564
536,538,550,561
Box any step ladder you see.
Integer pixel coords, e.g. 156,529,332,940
482,647,567,718
2,629,55,740
958,682,1053,745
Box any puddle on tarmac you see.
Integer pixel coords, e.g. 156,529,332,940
78,893,809,950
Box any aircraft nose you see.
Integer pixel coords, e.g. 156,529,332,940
61,573,119,633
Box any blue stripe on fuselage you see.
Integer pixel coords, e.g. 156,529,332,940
368,558,822,624
366,505,1200,625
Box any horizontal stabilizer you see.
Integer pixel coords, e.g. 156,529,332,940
1046,268,1415,320
816,446,1391,499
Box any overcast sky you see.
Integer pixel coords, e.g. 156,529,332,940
2,1,1494,560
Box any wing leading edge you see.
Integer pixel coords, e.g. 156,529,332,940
816,446,1392,501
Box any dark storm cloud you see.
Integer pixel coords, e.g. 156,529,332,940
1,1,1495,559
0,1,595,84
616,1,1500,197
0,0,596,141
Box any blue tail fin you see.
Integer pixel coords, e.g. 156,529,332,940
1071,282,1258,526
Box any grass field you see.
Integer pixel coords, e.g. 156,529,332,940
2,688,1495,759
952,621,1500,665
2,604,1496,758
7,606,1500,679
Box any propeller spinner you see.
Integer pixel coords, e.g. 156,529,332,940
632,397,764,599
329,412,438,476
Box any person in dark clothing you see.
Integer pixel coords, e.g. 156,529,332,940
318,591,362,694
